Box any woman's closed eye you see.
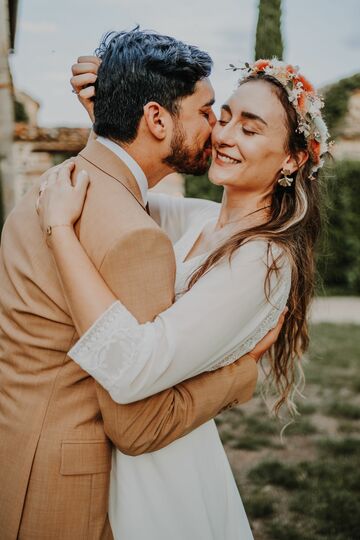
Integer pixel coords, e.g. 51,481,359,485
241,126,256,136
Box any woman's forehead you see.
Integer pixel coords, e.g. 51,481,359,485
226,81,286,123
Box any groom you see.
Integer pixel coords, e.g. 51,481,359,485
0,29,281,539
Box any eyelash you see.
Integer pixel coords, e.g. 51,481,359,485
218,120,256,136
242,127,256,136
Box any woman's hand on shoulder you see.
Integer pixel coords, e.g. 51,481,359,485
36,162,90,237
70,56,100,123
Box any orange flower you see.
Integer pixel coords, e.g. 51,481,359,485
296,74,314,93
286,64,296,74
254,59,270,71
310,139,321,161
297,92,306,111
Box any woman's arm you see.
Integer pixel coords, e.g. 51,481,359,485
37,167,287,404
69,240,289,403
37,162,116,335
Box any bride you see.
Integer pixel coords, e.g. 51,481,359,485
37,58,329,539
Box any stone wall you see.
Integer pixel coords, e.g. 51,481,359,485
0,0,16,222
332,89,360,161
13,124,184,206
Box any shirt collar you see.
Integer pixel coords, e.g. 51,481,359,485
97,136,148,204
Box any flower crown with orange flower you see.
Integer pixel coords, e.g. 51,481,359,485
230,58,331,180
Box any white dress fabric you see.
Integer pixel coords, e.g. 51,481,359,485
69,194,291,540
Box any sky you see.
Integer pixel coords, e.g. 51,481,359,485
10,0,360,127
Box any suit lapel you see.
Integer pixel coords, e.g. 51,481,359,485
79,139,146,209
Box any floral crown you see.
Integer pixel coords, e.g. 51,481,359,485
229,58,331,181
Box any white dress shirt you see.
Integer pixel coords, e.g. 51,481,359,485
97,136,148,205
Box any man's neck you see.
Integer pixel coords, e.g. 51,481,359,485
121,139,174,189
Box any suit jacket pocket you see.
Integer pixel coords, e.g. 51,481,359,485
60,440,112,476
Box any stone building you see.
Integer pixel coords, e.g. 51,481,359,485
0,0,18,225
331,88,360,161
13,124,90,203
12,91,184,205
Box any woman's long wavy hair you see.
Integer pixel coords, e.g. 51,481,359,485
187,72,324,417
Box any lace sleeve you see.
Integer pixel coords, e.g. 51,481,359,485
208,268,291,370
69,241,290,404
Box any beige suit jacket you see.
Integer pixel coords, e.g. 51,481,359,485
0,140,258,539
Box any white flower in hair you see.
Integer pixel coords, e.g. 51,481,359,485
230,58,332,178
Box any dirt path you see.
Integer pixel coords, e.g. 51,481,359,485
310,296,360,324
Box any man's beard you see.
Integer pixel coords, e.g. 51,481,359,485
163,121,211,176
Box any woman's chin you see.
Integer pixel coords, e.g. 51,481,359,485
208,164,233,187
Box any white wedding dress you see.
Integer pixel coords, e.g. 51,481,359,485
69,194,291,540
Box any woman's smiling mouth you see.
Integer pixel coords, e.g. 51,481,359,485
215,150,241,165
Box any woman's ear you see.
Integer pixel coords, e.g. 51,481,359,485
143,102,169,140
282,150,309,175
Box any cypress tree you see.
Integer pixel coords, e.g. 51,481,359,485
255,0,284,60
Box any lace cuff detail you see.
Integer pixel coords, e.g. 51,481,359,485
68,301,143,390
208,274,291,371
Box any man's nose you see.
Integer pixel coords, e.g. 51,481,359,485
209,110,217,128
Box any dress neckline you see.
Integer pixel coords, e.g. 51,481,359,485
180,211,220,264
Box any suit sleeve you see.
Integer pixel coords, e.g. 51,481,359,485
93,228,258,455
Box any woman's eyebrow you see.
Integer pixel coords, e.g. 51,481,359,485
240,111,268,126
221,104,232,115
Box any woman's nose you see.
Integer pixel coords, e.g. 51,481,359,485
216,122,236,146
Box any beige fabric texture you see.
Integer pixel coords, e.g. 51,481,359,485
0,140,258,539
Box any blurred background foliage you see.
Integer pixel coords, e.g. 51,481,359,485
185,160,360,296
185,0,360,296
185,5,360,295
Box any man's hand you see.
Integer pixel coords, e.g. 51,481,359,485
70,56,101,123
248,308,288,363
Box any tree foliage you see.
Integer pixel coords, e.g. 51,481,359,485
185,161,360,295
185,173,223,202
322,73,360,137
255,0,284,61
317,160,360,294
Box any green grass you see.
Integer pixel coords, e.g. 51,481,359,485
325,401,360,420
289,454,360,540
266,521,320,540
297,402,317,415
284,417,318,436
337,420,360,434
248,460,302,490
317,437,360,457
308,324,360,370
229,434,275,451
222,323,360,540
243,492,275,520
218,411,280,450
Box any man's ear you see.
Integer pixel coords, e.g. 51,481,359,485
143,102,169,140
282,150,309,175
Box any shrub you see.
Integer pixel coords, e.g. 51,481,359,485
317,160,360,294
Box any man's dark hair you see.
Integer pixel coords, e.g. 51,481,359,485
93,27,213,143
